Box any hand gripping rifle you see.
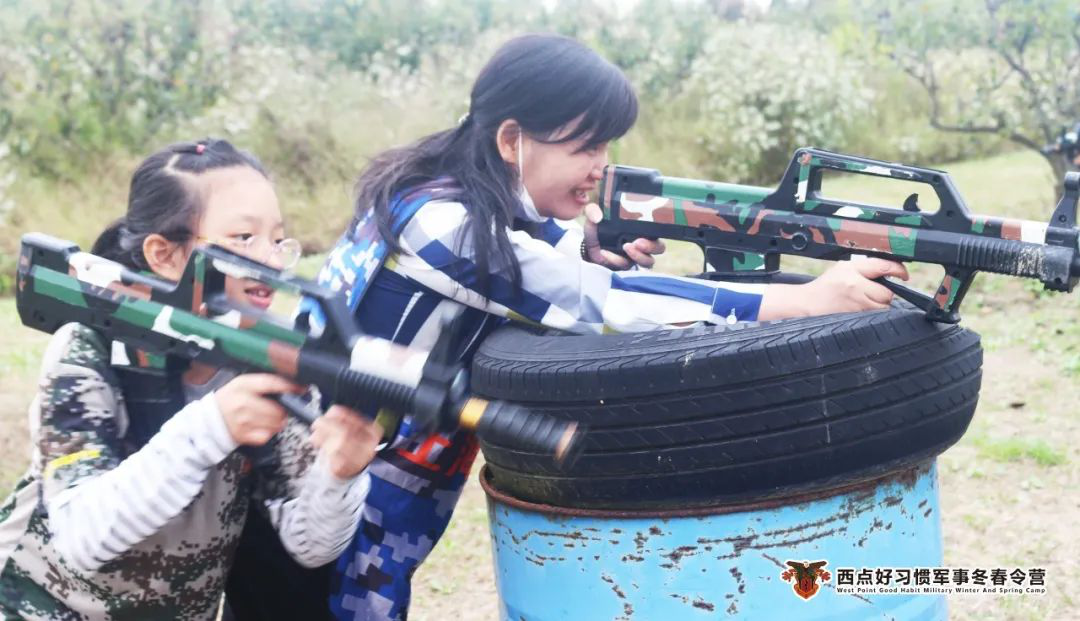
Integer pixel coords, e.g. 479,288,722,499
597,148,1080,323
15,234,583,464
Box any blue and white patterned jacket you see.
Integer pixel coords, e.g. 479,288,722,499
311,181,766,620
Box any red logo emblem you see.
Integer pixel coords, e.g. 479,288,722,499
781,560,831,600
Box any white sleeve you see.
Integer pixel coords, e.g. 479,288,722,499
48,393,238,573
262,455,371,568
389,201,766,334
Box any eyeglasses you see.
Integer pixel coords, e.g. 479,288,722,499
196,234,302,269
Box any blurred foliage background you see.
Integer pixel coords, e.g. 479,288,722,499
0,0,1078,294
2,6,1079,618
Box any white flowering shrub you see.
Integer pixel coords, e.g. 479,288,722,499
0,1,237,178
0,141,16,294
171,28,515,250
675,23,875,183
2,0,1061,262
0,142,14,221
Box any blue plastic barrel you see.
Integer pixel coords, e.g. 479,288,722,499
482,461,945,620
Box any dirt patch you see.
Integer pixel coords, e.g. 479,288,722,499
939,342,1079,621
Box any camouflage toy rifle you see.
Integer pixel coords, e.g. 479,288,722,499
15,233,582,463
597,148,1080,323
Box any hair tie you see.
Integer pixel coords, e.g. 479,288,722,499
195,143,206,155
457,111,471,127
116,223,137,251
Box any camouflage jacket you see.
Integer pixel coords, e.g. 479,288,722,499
0,323,369,620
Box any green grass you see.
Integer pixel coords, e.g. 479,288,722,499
960,513,990,532
0,302,48,371
971,435,1068,467
825,149,1056,219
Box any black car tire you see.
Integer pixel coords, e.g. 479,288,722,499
471,301,981,509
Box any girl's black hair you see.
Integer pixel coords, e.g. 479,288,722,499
352,34,638,293
91,138,268,271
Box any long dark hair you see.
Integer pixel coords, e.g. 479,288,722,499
352,34,638,293
91,138,268,272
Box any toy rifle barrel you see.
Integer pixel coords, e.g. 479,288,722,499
458,398,582,465
288,347,582,463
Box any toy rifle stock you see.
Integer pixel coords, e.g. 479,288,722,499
597,148,1080,323
15,234,583,464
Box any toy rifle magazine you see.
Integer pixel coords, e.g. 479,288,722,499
597,148,1080,323
15,234,582,464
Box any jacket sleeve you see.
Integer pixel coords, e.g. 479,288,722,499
532,217,587,259
251,417,370,568
39,324,239,573
387,201,766,334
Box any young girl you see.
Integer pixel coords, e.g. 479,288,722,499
237,34,910,621
0,139,382,620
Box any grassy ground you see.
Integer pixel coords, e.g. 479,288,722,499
1,149,1077,619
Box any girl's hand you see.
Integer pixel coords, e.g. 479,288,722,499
759,258,910,320
308,406,383,480
582,203,666,269
216,374,304,446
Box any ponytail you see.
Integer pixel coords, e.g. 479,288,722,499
90,218,130,265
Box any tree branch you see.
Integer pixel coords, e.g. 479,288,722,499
892,49,1004,136
1006,131,1041,152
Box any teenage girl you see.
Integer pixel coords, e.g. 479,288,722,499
234,34,909,621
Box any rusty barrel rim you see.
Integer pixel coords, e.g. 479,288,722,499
479,461,932,519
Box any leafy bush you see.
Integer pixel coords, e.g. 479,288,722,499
0,0,1064,267
172,30,511,252
0,142,14,222
671,23,874,183
0,1,236,179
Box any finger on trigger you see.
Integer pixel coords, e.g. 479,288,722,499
601,249,630,269
875,259,907,281
624,244,653,268
853,258,891,280
631,238,654,251
866,295,891,310
250,374,304,395
633,238,664,256
865,282,894,306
